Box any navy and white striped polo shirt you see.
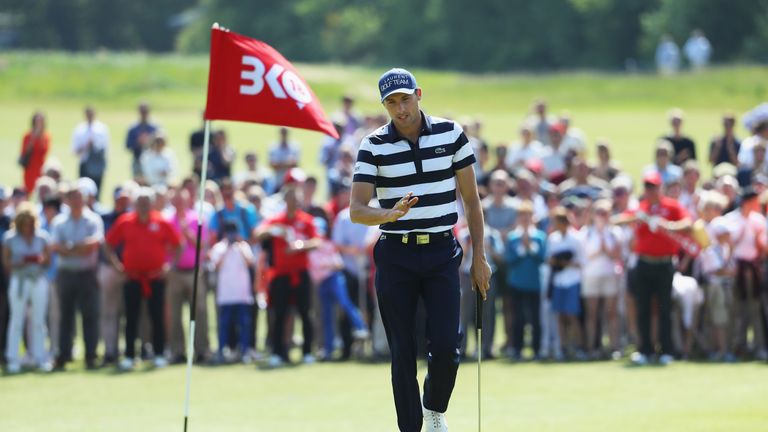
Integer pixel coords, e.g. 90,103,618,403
352,113,476,234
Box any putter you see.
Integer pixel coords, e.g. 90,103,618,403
476,288,483,432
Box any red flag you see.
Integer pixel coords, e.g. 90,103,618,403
205,27,339,138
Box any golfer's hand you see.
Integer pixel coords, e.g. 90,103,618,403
471,256,492,301
386,192,419,223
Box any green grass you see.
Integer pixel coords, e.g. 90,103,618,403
1,359,767,431
1,51,767,198
1,52,768,430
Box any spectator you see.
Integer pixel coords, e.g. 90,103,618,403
656,34,681,75
511,169,548,223
268,127,300,191
189,111,211,158
3,203,52,373
140,133,177,187
0,187,11,358
71,106,109,200
309,217,369,361
593,140,621,182
234,152,274,195
97,186,132,366
19,111,50,195
679,160,702,219
210,221,255,363
644,139,683,185
723,187,767,360
505,124,545,171
255,183,320,367
581,199,623,359
39,194,62,363
327,147,355,198
209,178,259,242
165,188,211,364
540,123,569,183
547,207,584,360
125,103,158,177
664,109,697,164
332,206,373,361
697,193,734,361
709,114,740,167
529,99,554,146
319,122,346,175
51,184,104,370
559,112,587,156
683,29,712,71
105,187,182,370
208,130,235,183
301,175,331,227
558,157,610,198
505,200,547,360
737,121,768,169
458,214,503,359
338,95,362,137
627,171,691,366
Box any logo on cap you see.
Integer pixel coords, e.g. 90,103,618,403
378,68,417,102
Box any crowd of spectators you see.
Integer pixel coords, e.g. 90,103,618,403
3,96,768,374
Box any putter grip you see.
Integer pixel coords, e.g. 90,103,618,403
475,289,483,331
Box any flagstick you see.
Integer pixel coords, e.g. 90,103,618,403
184,120,211,432
476,289,483,432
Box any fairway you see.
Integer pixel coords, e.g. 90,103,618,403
1,360,767,431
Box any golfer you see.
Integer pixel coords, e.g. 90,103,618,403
350,68,491,432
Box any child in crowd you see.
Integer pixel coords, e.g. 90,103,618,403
210,221,255,363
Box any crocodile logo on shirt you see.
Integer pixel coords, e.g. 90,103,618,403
434,147,446,154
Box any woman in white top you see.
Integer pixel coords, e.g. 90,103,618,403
581,200,623,359
3,202,52,373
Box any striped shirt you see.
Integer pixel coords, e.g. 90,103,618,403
353,113,476,233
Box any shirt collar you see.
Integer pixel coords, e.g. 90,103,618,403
385,111,432,142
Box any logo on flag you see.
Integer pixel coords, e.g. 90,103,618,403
205,27,338,138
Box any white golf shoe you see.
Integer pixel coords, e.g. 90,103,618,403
423,407,448,432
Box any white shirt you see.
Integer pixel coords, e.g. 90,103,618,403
72,120,110,162
210,241,254,305
140,148,177,186
547,228,583,288
725,210,766,261
562,127,587,155
737,135,767,169
505,140,545,170
581,225,623,278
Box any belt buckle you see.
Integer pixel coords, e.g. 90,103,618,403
401,234,409,244
416,234,430,245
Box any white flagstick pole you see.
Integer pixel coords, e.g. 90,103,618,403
183,119,211,432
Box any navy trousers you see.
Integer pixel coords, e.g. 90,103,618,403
374,233,463,432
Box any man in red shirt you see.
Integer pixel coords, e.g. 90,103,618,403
626,171,692,365
105,188,182,370
255,178,321,367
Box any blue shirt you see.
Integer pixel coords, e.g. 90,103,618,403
126,121,158,159
209,202,260,240
505,227,547,292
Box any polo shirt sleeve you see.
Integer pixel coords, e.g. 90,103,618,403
353,137,377,184
90,213,105,241
209,210,221,234
451,127,476,171
50,216,64,245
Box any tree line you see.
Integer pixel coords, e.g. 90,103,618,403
5,0,768,71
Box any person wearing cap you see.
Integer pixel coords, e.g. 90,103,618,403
709,114,740,167
50,184,105,370
19,111,51,195
255,180,321,367
126,103,158,177
268,127,300,191
722,187,767,360
104,187,182,370
663,109,697,165
71,106,109,201
620,171,691,366
350,67,491,432
643,139,683,186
